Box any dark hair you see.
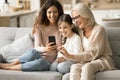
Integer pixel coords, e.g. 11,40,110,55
35,0,64,26
58,14,79,44
58,14,79,34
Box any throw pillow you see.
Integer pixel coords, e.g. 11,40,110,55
0,33,34,63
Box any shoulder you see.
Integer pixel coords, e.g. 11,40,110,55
33,24,45,32
93,24,106,33
72,33,81,42
73,33,81,39
32,24,44,36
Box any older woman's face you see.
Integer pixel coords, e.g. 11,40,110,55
46,6,59,25
71,10,88,29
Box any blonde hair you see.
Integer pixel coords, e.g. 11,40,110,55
72,3,96,27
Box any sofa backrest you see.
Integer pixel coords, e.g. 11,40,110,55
0,27,17,48
0,27,32,48
0,27,120,68
105,27,120,69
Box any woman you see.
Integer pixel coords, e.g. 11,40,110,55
62,3,115,80
0,0,64,71
50,14,81,74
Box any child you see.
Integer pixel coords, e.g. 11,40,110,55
50,14,81,74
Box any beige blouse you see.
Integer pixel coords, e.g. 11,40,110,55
73,24,115,69
33,25,62,63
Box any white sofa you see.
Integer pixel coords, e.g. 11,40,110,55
0,27,120,80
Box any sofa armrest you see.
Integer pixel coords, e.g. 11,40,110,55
0,53,4,63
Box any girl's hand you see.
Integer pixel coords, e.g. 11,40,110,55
57,46,69,57
56,57,66,63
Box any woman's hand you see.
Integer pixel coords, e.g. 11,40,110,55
56,57,66,63
35,42,57,53
44,42,57,52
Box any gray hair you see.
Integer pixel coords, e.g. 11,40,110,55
72,3,96,27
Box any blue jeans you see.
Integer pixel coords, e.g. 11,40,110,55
19,48,50,71
50,60,74,74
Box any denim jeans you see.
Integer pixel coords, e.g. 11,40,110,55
19,48,50,71
50,60,74,74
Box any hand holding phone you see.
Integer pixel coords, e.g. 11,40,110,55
48,36,56,46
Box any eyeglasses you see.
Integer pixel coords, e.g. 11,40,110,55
72,15,80,20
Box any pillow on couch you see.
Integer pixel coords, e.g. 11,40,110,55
0,33,34,63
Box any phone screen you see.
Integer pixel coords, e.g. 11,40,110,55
48,36,56,46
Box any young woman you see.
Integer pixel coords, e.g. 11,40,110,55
0,0,64,71
50,14,81,74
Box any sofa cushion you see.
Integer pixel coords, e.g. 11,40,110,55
0,70,63,80
95,70,120,80
105,27,120,69
0,33,33,63
15,27,32,40
0,27,17,48
62,70,120,80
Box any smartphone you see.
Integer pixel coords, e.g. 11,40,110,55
48,36,56,46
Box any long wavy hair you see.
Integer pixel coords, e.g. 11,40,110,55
34,0,64,26
32,0,64,34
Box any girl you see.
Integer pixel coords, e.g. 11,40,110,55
50,14,81,74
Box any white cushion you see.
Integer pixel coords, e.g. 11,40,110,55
0,33,34,63
0,40,13,48
15,28,32,40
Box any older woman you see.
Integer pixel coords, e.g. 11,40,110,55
61,3,115,80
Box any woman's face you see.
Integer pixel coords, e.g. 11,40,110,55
71,10,88,29
58,22,73,38
46,6,59,25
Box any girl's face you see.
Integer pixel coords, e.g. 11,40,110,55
58,22,73,38
71,10,88,29
46,6,59,25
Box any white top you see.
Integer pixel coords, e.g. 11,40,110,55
82,36,89,50
57,33,81,58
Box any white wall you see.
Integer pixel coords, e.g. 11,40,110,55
30,0,40,10
65,9,120,28
92,9,120,24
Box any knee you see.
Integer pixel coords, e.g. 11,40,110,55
30,49,38,54
71,64,80,72
39,59,50,68
82,63,94,73
25,48,36,56
49,61,58,71
29,48,35,53
57,62,70,74
29,49,41,57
